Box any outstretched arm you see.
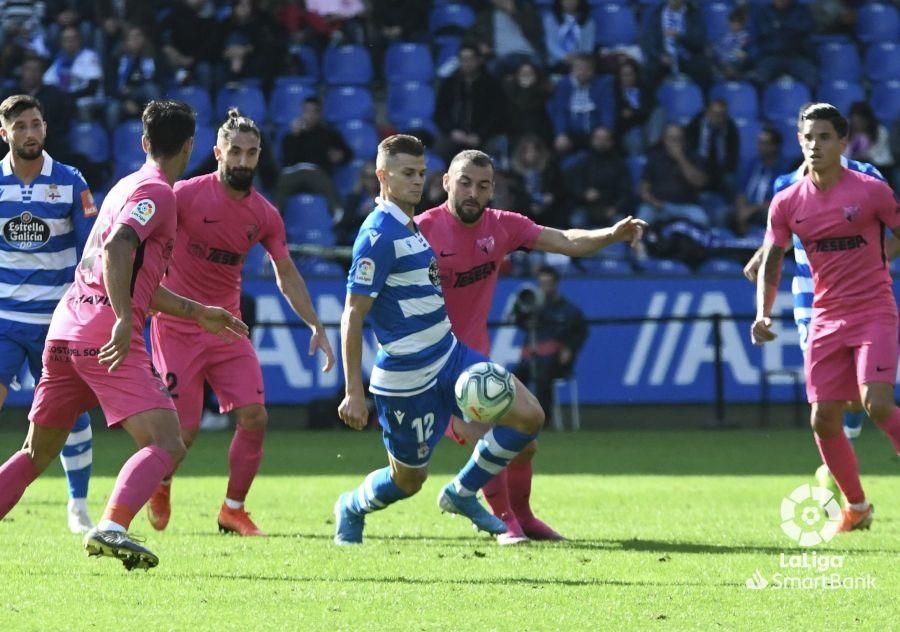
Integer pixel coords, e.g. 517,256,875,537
533,216,647,257
272,256,335,372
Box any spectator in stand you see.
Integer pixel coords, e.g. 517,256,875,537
732,126,787,235
543,0,595,73
219,0,287,87
159,0,219,87
276,96,349,217
2,56,71,159
492,168,532,216
640,0,709,88
420,171,448,213
503,60,554,148
106,24,160,128
434,43,506,162
42,24,104,120
0,3,49,77
509,134,568,228
685,98,739,196
637,123,710,226
301,0,367,46
91,0,157,58
371,0,430,44
810,0,858,35
568,126,635,227
337,161,378,246
472,0,544,76
846,101,894,183
613,57,662,155
549,53,615,157
712,6,751,81
749,0,817,89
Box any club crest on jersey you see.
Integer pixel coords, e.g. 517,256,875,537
245,223,259,242
843,205,860,222
2,211,50,250
47,183,61,201
428,257,441,289
476,235,495,254
354,257,375,285
130,199,156,225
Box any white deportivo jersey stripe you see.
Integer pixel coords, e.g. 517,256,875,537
393,233,430,258
385,267,433,287
792,276,814,293
0,247,77,269
484,435,518,460
794,306,812,320
0,308,52,324
474,453,505,474
0,185,22,202
793,247,809,266
370,341,456,393
0,281,68,302
30,183,74,204
398,294,444,318
380,318,451,356
65,427,93,445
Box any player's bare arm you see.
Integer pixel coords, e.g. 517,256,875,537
150,285,249,340
888,230,900,260
534,216,647,257
98,224,140,371
751,243,785,345
339,292,375,430
272,256,335,372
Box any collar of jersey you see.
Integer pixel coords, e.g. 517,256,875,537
375,196,413,228
1,150,53,177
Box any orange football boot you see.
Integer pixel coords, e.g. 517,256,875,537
217,504,266,536
146,483,171,531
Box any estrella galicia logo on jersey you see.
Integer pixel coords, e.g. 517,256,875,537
843,205,860,222
812,235,867,252
453,261,497,288
428,257,441,289
2,211,51,250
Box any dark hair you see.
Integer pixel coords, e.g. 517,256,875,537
536,264,560,281
554,0,589,24
797,103,849,138
449,149,494,173
142,99,196,158
0,94,43,124
760,125,782,148
303,96,321,107
218,107,261,143
848,101,879,139
376,134,424,168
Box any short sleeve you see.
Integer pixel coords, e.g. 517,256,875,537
764,194,792,249
260,207,290,261
871,180,900,231
113,183,173,243
347,226,394,298
68,169,97,259
497,210,542,251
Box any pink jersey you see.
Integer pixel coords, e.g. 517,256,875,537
416,203,543,354
48,164,176,344
159,173,289,321
766,168,900,320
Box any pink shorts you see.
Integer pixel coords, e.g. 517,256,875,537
29,339,174,429
150,319,264,430
805,315,899,403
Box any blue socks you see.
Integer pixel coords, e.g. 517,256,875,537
453,426,537,497
344,467,409,515
843,409,865,440
60,413,92,500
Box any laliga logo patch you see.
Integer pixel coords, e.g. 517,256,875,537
354,257,375,285
3,211,50,250
130,199,156,226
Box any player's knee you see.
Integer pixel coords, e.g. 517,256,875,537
863,398,892,425
237,405,268,431
522,402,545,434
159,436,187,465
810,407,842,437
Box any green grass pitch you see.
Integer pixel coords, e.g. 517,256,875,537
0,427,897,631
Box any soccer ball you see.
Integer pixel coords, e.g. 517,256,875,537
814,464,843,504
454,362,516,423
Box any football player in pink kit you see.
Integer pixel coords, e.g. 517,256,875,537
147,109,335,536
753,103,900,533
0,100,249,570
417,149,646,544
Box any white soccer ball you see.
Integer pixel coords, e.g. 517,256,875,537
454,362,516,424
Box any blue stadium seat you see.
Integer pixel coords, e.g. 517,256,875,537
243,243,272,278
186,124,216,175
856,2,900,44
69,121,110,162
297,256,346,278
770,116,803,162
434,35,461,76
626,155,646,187
425,151,446,175
282,194,335,245
762,78,811,123
216,84,266,124
593,4,638,46
656,78,704,125
702,1,732,43
698,258,745,276
391,117,439,137
384,42,434,83
815,80,865,115
576,257,634,276
111,119,143,162
322,44,374,86
334,159,365,198
386,81,436,124
323,87,375,123
864,42,900,82
637,257,692,276
166,85,213,126
734,117,762,166
288,44,319,84
429,3,476,35
817,40,861,82
337,119,379,161
268,79,314,128
871,80,900,124
709,81,758,120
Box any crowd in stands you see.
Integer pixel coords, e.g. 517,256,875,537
2,0,900,277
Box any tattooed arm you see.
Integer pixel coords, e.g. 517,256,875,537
751,242,784,345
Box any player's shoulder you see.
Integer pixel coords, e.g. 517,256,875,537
771,175,805,205
248,188,280,217
415,204,444,229
174,172,216,196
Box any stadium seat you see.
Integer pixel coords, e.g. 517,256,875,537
576,257,633,276
111,119,143,163
709,81,758,120
626,154,646,187
337,119,379,161
268,80,314,128
68,121,110,162
701,1,732,43
334,159,365,198
386,81,436,124
391,117,439,138
734,117,762,166
323,87,375,123
429,3,476,35
425,151,446,175
216,84,266,124
870,80,900,124
593,4,638,46
637,257,692,276
186,124,216,175
166,85,213,125
856,2,900,44
296,256,345,278
817,40,861,83
864,42,900,82
288,44,319,84
656,78,704,125
770,116,803,163
698,258,745,276
815,80,865,115
322,44,374,86
282,194,335,246
762,78,811,123
384,42,434,83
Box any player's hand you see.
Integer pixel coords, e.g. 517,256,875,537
751,317,777,345
338,393,368,430
99,316,133,372
743,249,763,283
197,306,250,341
612,215,648,248
310,326,336,372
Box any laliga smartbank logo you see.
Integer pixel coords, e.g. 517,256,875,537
745,484,876,591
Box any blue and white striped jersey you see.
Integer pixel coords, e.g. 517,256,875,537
346,197,455,397
772,157,886,329
0,151,95,325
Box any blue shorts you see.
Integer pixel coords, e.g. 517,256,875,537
0,319,49,388
374,342,488,467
